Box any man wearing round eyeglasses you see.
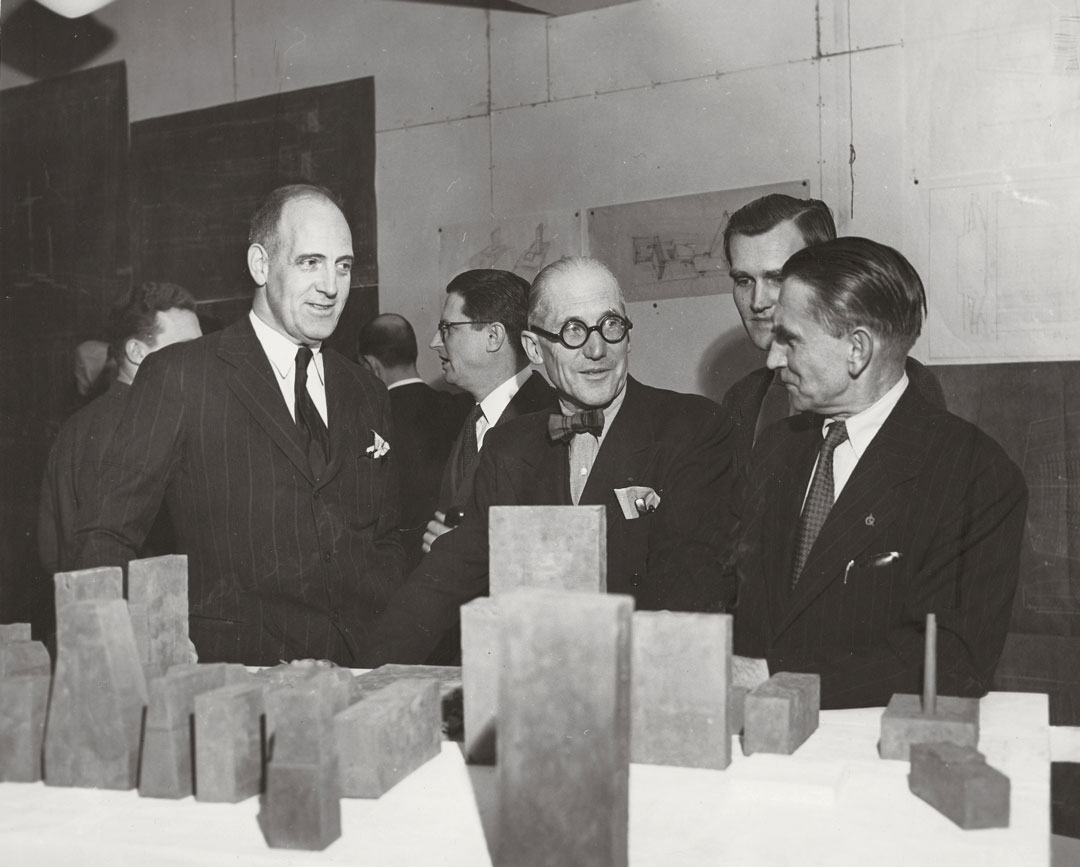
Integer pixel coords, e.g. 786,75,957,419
367,256,736,666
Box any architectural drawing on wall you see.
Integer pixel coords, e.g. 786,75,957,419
587,181,807,304
926,176,1080,361
631,221,725,282
513,224,552,281
439,211,580,292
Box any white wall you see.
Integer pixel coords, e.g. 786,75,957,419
2,0,1066,395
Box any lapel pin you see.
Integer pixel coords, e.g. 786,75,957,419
865,514,875,526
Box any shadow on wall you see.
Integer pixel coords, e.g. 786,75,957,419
696,325,764,405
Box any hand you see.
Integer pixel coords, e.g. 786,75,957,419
422,511,454,553
732,654,770,690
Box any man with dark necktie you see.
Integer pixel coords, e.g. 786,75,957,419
75,184,404,666
366,256,736,666
729,237,1027,709
720,194,945,478
420,269,556,553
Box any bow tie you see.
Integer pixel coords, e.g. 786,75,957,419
548,409,605,443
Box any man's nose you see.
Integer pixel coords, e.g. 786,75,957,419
430,329,443,350
317,264,340,297
751,283,774,313
582,330,607,360
766,340,786,370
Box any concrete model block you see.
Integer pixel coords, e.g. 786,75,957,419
334,678,441,798
488,505,606,595
729,685,748,736
0,641,50,677
353,663,463,741
194,681,265,803
44,599,148,789
460,597,499,764
127,555,191,675
743,672,821,756
631,611,732,769
139,663,250,799
0,674,50,782
53,566,123,607
879,693,980,761
497,589,632,867
909,742,1010,829
259,679,340,850
0,623,32,643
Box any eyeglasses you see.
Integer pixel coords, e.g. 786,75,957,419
528,314,633,350
436,320,495,340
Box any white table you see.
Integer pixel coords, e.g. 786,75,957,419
0,692,1050,866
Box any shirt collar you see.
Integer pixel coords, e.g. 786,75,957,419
249,310,324,385
387,376,425,391
479,367,533,425
824,373,908,458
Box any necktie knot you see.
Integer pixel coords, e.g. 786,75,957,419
548,409,605,443
295,345,313,371
822,419,848,454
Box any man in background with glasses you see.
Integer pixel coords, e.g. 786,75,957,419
367,256,736,665
422,269,556,553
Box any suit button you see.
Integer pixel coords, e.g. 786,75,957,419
330,611,341,623
323,551,332,562
313,490,320,500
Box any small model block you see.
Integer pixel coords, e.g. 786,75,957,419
879,693,979,761
488,505,606,595
53,566,123,607
44,599,148,789
743,672,820,756
909,742,1010,829
729,685,748,736
497,589,632,867
334,678,441,798
259,679,341,850
257,660,355,711
139,663,250,798
0,623,32,642
127,555,191,674
460,597,499,764
194,681,265,803
353,663,463,742
0,674,50,782
630,611,732,769
0,641,50,677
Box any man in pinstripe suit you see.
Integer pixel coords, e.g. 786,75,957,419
75,184,404,666
730,237,1027,709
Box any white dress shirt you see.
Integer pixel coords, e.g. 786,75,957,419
249,311,328,424
474,367,534,452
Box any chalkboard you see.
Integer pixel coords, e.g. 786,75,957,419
933,361,1080,724
129,76,378,342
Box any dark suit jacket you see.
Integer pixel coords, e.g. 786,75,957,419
721,357,946,481
367,376,736,665
74,317,405,666
388,381,469,571
437,370,557,513
39,382,174,576
731,383,1027,709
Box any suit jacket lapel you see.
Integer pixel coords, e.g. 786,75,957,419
321,351,349,485
220,318,315,483
776,389,931,635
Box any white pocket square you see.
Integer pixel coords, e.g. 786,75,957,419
614,486,661,520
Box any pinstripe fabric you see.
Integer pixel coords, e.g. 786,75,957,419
730,383,1027,709
73,317,405,666
368,377,737,666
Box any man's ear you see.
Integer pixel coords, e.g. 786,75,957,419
521,330,545,367
247,243,269,286
486,322,508,353
848,327,873,377
125,337,150,367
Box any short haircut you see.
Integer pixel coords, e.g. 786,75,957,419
248,183,342,257
356,313,418,368
446,269,531,362
780,236,926,357
723,194,836,263
528,257,626,326
107,281,197,362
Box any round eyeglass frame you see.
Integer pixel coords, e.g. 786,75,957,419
528,314,633,349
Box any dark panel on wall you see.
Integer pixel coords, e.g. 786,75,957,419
0,61,129,634
129,75,378,347
933,362,1080,725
